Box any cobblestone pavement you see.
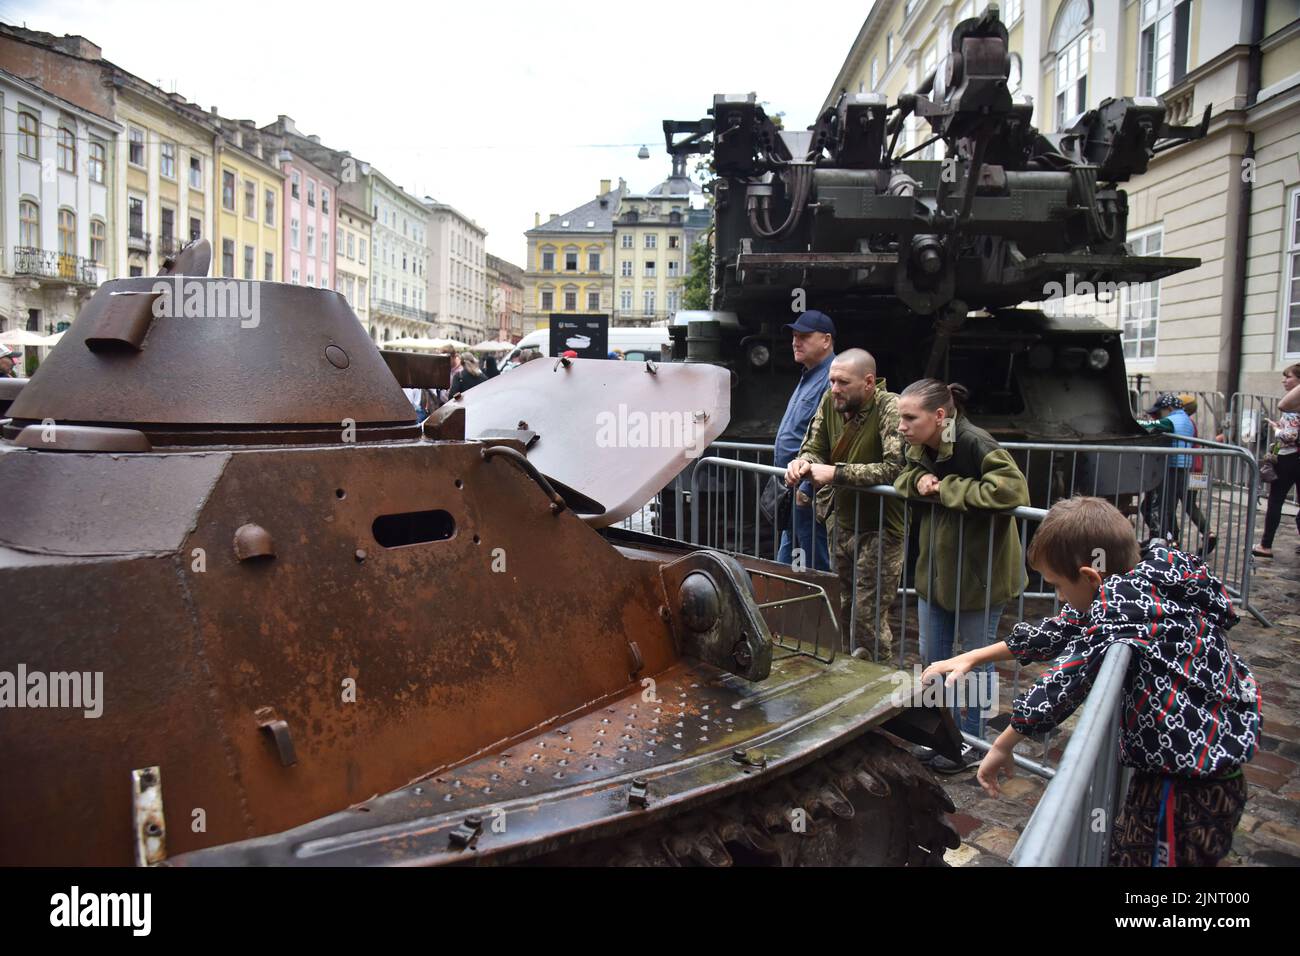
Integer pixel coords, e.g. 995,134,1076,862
926,508,1300,868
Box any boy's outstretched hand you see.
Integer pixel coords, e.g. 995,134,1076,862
921,653,970,686
977,740,1016,798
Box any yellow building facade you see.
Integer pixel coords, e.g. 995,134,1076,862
111,78,217,278
825,0,1300,396
523,179,621,334
212,119,282,282
612,191,691,326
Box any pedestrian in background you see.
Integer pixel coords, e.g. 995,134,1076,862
449,351,487,397
772,310,835,571
1254,364,1300,557
896,379,1030,773
1138,393,1195,546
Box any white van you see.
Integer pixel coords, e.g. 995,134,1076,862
502,327,672,366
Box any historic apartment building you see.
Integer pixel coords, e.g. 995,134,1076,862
485,252,525,342
611,163,703,327
826,0,1300,399
208,117,282,283
425,198,488,342
0,66,118,342
260,116,337,291
336,196,373,336
523,179,622,335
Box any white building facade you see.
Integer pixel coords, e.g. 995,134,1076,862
425,200,487,342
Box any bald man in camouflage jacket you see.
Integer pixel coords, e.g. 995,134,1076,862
786,350,905,661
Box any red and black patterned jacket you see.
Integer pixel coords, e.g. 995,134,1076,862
1006,545,1260,779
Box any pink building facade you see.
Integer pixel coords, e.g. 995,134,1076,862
279,151,337,288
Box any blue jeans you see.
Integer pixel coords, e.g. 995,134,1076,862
777,502,830,571
918,599,1003,738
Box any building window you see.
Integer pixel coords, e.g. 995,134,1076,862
307,181,316,208
645,234,657,250
129,127,145,166
307,224,315,255
265,251,274,281
128,196,144,238
161,207,175,245
644,261,656,277
18,110,39,160
222,239,235,278
1120,226,1164,361
564,289,577,311
291,171,300,199
1053,0,1091,130
291,218,300,250
885,32,893,65
668,235,680,250
668,260,680,277
644,290,655,315
308,270,316,287
244,180,256,219
870,57,879,90
58,127,76,173
541,249,555,271
1140,0,1191,97
347,233,355,258
57,209,75,256
587,291,600,311
1284,188,1300,356
321,188,330,215
265,188,276,225
89,141,106,183
621,260,633,277
620,289,632,311
322,227,329,259
540,289,554,311
667,291,679,312
359,239,366,264
292,268,300,285
1004,0,1023,25
160,142,175,179
90,219,106,263
621,233,632,249
189,216,202,241
190,155,203,189
244,245,255,280
588,252,600,272
565,251,578,271
222,170,236,210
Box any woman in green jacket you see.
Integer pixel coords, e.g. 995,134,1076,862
895,380,1030,772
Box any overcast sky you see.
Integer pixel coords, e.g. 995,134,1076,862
2,0,870,264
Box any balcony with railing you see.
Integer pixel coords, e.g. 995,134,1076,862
371,298,436,325
127,230,152,255
12,247,99,286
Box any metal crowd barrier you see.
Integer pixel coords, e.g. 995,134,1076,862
1011,642,1134,867
1228,391,1297,507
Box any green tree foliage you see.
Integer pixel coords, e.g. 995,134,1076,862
682,235,712,310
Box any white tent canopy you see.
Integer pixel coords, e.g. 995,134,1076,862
470,340,515,352
0,328,57,347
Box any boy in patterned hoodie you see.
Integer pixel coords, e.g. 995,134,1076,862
923,495,1260,866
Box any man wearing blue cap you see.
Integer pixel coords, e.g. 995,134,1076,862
772,310,835,570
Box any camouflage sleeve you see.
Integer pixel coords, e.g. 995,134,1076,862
797,391,831,465
835,391,904,488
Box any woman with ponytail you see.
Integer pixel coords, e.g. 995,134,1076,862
895,380,1030,772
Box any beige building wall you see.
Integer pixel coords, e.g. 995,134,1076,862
336,199,373,336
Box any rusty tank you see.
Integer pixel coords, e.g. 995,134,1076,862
0,242,961,867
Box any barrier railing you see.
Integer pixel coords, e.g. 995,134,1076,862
1011,642,1134,866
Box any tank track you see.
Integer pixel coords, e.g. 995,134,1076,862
531,731,960,866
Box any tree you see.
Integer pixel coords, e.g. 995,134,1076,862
682,234,712,311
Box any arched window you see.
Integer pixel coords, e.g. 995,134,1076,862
18,111,39,160
57,126,76,172
1052,0,1092,130
19,200,39,248
90,219,106,264
89,141,106,183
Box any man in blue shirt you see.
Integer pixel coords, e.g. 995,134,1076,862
774,311,835,570
1138,393,1196,545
